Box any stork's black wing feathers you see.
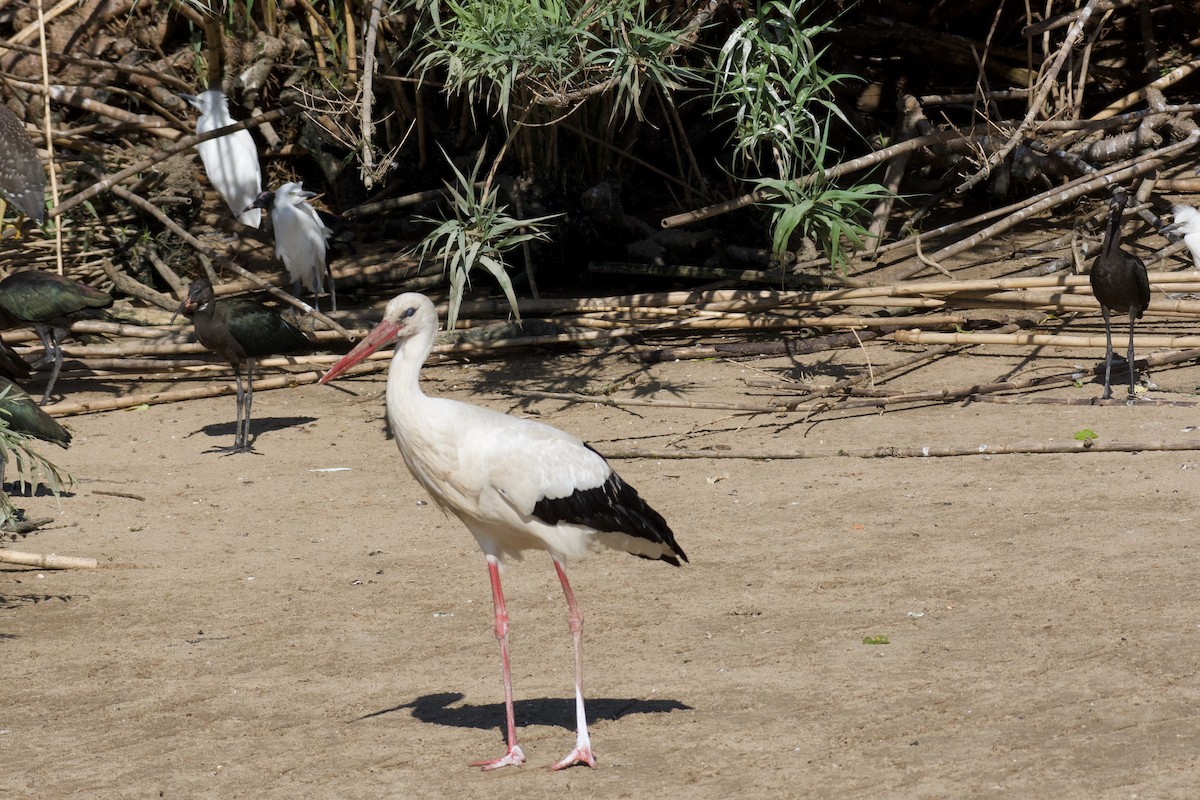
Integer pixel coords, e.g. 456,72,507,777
532,449,687,566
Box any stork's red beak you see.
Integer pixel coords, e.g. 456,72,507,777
318,320,401,385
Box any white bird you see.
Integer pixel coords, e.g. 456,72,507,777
251,183,335,310
318,293,687,771
185,90,262,228
1171,204,1200,271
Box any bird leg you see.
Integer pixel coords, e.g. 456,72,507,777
1125,313,1138,403
1099,305,1114,401
36,326,66,405
242,359,255,449
212,364,253,455
550,558,597,770
470,555,526,770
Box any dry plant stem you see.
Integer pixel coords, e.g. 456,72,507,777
52,105,299,219
42,363,370,416
602,439,1200,461
955,0,1103,195
892,330,1200,348
8,80,178,139
745,344,959,394
918,130,1200,271
639,331,884,364
8,0,76,44
660,130,973,229
970,395,1199,406
0,549,97,569
103,179,351,339
0,40,194,93
35,0,62,275
359,0,386,188
1092,57,1200,120
515,390,783,415
99,258,178,311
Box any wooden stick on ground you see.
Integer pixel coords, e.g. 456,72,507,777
0,550,98,569
600,438,1200,460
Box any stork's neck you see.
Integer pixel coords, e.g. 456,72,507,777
384,323,435,431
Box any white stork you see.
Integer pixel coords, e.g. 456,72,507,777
185,90,262,229
318,293,687,770
251,182,335,310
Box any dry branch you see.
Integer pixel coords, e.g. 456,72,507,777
892,330,1200,349
0,549,97,569
601,439,1200,460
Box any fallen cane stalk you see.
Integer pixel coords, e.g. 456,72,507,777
600,439,1200,460
0,550,98,569
892,330,1200,348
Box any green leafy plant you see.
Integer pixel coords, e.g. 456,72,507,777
409,0,698,181
757,177,891,270
862,634,891,645
1073,428,1099,441
0,411,73,529
712,0,891,270
414,149,558,330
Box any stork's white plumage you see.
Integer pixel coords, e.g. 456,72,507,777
252,182,335,310
185,90,262,228
318,293,686,771
1171,204,1200,271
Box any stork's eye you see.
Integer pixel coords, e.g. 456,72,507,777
403,307,416,319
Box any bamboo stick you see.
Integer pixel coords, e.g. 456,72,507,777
0,549,97,569
600,439,1200,461
891,330,1200,348
41,364,351,416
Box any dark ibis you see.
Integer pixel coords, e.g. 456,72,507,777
174,278,309,453
0,376,70,488
1089,189,1150,402
0,270,113,403
318,293,686,771
0,104,46,228
250,183,335,311
0,337,31,381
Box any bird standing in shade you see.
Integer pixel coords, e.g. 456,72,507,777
184,90,262,229
319,293,686,771
1171,204,1200,271
0,270,113,404
250,183,335,310
0,104,45,230
173,278,309,453
0,375,69,488
1089,189,1150,402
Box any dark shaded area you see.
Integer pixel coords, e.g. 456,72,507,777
355,691,692,733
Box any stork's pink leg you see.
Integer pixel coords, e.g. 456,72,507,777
551,558,597,770
470,555,526,770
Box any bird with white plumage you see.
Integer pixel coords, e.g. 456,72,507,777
318,292,687,771
185,90,262,229
250,182,335,310
1171,204,1200,271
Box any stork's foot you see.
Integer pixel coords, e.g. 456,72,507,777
470,744,525,771
551,743,597,771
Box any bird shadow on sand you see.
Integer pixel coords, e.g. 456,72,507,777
192,416,317,442
354,691,691,732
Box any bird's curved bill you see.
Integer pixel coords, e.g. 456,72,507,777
169,296,194,326
318,321,400,385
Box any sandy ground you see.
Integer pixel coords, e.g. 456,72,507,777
3,330,1199,799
